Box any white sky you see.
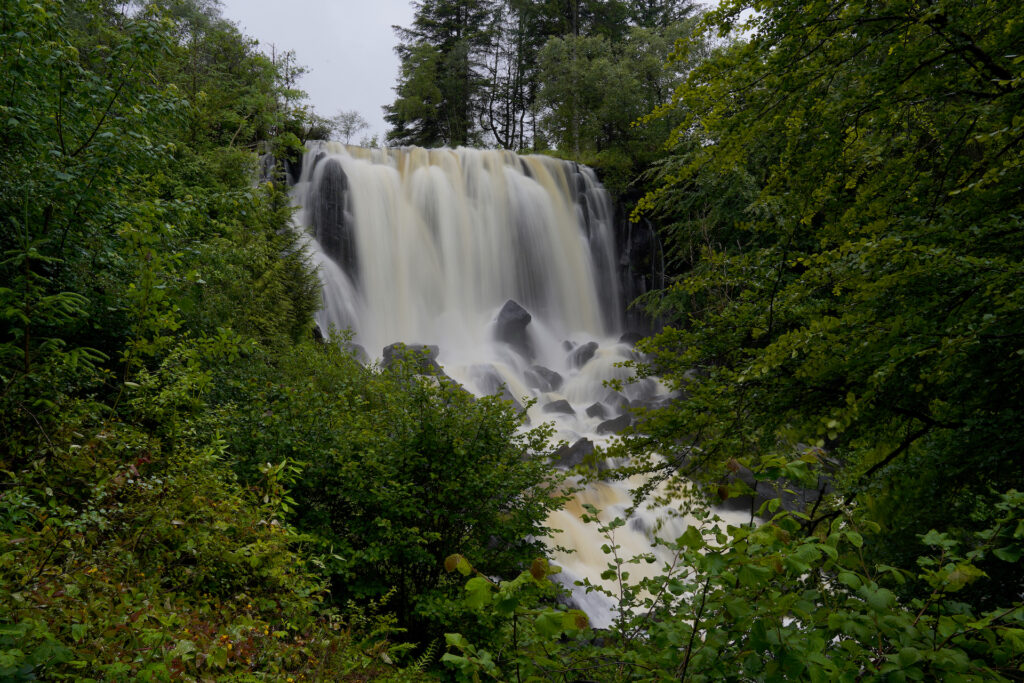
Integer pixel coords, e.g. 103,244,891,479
218,0,415,142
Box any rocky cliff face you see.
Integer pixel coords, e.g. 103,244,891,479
614,210,665,335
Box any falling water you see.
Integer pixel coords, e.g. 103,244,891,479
293,142,735,627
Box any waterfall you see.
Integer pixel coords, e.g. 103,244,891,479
293,142,730,627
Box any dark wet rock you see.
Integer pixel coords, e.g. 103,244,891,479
629,516,649,534
562,340,576,352
381,342,442,374
312,324,325,342
284,155,303,185
343,342,369,364
542,399,575,416
617,216,666,334
630,397,674,412
596,413,632,435
470,365,524,412
310,150,327,173
494,299,534,360
525,365,563,392
259,153,276,183
585,402,608,419
623,377,658,402
312,159,358,277
618,332,644,346
553,438,594,468
568,341,599,369
715,462,835,516
603,390,631,414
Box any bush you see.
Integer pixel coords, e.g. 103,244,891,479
218,338,569,639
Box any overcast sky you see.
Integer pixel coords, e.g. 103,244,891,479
218,0,415,142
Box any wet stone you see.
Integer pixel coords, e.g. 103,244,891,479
542,399,576,416
618,332,644,346
382,343,442,374
494,299,534,361
568,341,599,369
603,390,631,413
596,414,632,435
553,438,595,468
525,365,563,392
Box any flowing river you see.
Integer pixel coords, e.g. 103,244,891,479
291,142,740,626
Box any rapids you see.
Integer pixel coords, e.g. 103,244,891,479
292,142,738,626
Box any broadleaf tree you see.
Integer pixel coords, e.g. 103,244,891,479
624,0,1024,597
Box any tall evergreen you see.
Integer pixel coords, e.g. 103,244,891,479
386,0,697,150
386,0,494,146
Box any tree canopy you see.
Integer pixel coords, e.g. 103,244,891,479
631,0,1024,568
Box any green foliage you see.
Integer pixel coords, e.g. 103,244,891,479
440,554,588,682
444,490,1024,681
0,1,438,679
386,0,701,153
218,339,569,636
627,0,1024,596
536,21,697,162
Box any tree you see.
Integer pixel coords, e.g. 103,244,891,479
220,342,567,636
386,0,494,147
441,489,1024,680
627,0,1024,594
330,109,370,144
386,0,698,149
535,18,701,190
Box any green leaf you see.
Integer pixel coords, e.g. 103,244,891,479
464,576,493,609
858,584,894,613
838,572,862,589
444,632,471,650
535,610,564,639
993,546,1022,563
445,553,473,576
561,610,588,632
738,563,771,588
897,647,922,667
679,525,704,550
207,646,228,669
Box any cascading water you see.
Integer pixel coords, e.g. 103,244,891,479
293,142,736,627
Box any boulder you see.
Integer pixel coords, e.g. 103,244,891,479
493,299,534,360
618,332,644,346
596,413,632,435
525,365,563,392
470,365,524,413
715,463,835,516
542,399,575,416
568,341,599,369
312,159,358,277
552,438,595,469
623,377,658,402
585,402,608,419
343,342,369,365
382,342,443,375
603,390,631,414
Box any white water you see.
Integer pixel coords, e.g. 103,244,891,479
293,142,734,627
